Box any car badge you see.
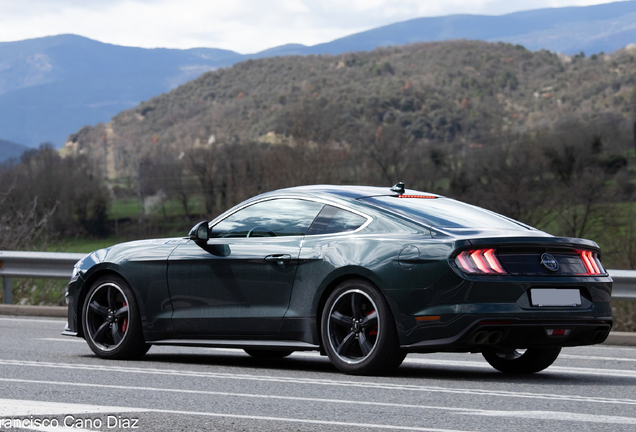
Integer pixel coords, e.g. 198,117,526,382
540,253,559,272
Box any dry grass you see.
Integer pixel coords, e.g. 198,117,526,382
611,300,636,332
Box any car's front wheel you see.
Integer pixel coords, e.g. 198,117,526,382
83,275,150,360
482,347,561,373
321,279,405,375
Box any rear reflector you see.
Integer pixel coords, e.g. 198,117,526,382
455,249,507,275
415,315,441,322
546,329,571,336
578,250,604,275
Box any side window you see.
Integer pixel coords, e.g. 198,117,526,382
306,205,368,236
210,199,324,238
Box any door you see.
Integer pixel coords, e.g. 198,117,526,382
167,198,324,335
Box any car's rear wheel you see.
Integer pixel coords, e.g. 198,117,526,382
83,275,150,360
244,349,294,359
482,347,561,373
321,279,405,375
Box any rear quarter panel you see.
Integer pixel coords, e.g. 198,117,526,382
293,231,457,345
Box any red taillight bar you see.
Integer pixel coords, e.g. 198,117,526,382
456,251,475,273
455,249,506,275
578,250,603,275
483,249,506,274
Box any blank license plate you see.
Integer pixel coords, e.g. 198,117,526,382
530,289,581,307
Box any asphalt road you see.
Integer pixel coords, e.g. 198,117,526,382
1,316,635,432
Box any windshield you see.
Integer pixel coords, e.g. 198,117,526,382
361,196,532,230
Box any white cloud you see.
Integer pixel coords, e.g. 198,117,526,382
0,0,623,53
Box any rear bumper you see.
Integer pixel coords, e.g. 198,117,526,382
401,317,612,352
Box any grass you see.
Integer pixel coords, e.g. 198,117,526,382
611,300,636,332
1,279,67,306
109,195,207,220
109,198,139,220
45,236,128,254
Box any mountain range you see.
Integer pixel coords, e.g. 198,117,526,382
0,0,635,156
0,138,29,163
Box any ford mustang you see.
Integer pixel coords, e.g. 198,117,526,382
63,183,613,375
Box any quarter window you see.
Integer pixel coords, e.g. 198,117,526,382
306,205,367,235
210,199,324,238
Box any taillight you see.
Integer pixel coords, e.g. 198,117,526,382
455,249,507,275
578,250,604,275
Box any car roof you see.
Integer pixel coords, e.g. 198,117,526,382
262,184,441,201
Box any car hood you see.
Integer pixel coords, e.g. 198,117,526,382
76,237,189,270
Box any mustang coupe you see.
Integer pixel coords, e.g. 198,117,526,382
63,183,613,375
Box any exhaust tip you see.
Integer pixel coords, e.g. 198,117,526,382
488,331,503,344
472,331,489,345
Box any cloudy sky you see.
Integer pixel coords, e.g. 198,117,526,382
0,0,621,53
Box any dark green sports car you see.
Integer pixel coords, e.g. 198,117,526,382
63,183,613,375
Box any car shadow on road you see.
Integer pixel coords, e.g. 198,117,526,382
80,350,635,386
392,363,630,386
126,351,340,374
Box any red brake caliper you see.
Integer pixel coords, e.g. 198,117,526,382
122,301,128,332
368,310,377,336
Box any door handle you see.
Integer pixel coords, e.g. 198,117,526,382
265,254,292,265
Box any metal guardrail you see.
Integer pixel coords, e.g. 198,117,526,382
608,270,636,301
0,250,635,304
0,251,86,304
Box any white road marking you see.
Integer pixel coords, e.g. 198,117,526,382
0,398,469,432
290,350,636,365
0,399,135,432
1,360,636,406
0,398,143,416
3,382,636,426
0,317,65,324
36,338,86,343
458,409,636,425
148,407,630,428
579,345,636,352
398,357,636,378
560,354,636,362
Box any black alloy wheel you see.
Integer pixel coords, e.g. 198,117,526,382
482,347,562,373
321,279,405,375
83,275,150,360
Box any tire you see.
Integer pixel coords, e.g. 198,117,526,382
83,275,150,360
321,279,406,375
244,349,294,359
482,347,561,374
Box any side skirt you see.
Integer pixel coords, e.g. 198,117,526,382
150,339,320,351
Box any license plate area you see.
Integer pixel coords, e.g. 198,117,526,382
530,288,581,307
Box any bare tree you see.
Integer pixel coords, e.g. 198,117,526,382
0,186,56,250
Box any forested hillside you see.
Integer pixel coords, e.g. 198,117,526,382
67,40,636,179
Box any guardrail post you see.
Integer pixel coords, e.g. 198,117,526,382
2,277,12,304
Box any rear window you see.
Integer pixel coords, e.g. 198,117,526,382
361,196,530,230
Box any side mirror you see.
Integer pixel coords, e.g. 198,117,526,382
188,221,209,242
